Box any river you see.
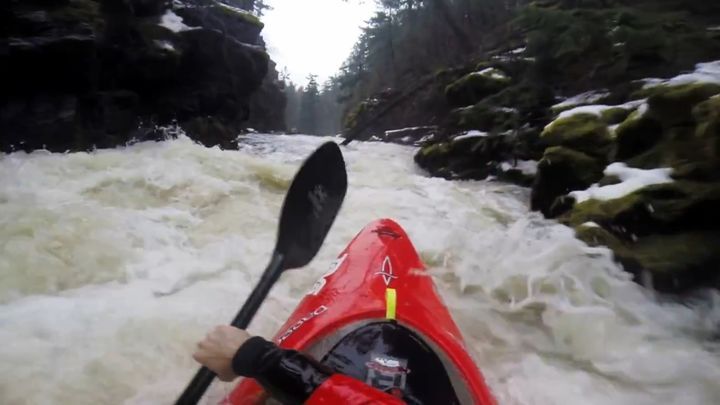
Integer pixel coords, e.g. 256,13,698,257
1,134,719,404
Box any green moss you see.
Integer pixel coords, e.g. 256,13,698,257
575,224,626,253
565,180,720,231
445,70,511,107
343,101,372,131
629,232,720,275
600,107,632,125
626,125,717,175
530,146,605,216
562,192,644,228
418,142,450,158
451,103,517,131
414,142,452,173
576,226,720,292
694,95,720,136
575,226,720,276
694,96,720,158
214,2,264,28
541,113,612,157
545,146,605,184
614,109,663,160
639,82,720,126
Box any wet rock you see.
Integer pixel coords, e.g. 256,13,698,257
540,113,612,158
176,0,263,45
449,103,518,132
575,226,720,293
614,109,663,160
445,68,511,107
561,177,720,292
383,126,439,145
643,82,720,127
531,146,605,216
0,0,283,153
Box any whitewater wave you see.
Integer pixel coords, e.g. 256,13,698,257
0,134,718,404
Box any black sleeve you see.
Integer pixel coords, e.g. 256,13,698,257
232,337,333,405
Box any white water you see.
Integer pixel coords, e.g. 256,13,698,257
1,134,719,405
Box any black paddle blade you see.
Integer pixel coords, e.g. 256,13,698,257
276,141,347,269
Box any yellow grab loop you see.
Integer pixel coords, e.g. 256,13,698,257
385,288,397,320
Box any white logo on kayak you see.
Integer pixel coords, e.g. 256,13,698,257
375,256,397,286
277,305,328,344
308,253,348,296
308,185,327,219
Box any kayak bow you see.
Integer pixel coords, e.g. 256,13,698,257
226,219,496,405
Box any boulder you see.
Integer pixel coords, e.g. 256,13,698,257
614,109,663,160
530,146,605,216
176,1,263,45
563,181,720,237
575,226,720,293
642,82,720,127
449,103,518,132
693,95,720,158
540,113,612,158
414,130,542,183
414,142,452,178
445,68,511,107
600,106,632,125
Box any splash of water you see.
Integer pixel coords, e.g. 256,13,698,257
0,134,718,405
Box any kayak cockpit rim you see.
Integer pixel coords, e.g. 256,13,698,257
298,318,475,405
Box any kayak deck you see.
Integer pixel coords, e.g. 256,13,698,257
225,218,496,404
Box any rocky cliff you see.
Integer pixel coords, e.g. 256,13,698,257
348,0,720,294
1,0,285,152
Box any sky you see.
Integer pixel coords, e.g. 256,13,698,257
261,0,378,86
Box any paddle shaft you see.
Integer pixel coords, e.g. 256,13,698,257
175,253,285,405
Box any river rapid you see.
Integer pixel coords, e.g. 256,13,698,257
1,134,719,405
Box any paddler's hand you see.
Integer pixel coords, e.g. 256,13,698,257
193,325,251,382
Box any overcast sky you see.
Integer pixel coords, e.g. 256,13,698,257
261,0,378,86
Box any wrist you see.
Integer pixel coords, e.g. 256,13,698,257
231,336,276,377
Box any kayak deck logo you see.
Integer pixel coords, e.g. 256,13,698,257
375,256,397,286
277,305,328,343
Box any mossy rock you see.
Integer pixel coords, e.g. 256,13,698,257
563,180,720,235
577,225,720,293
624,117,720,180
343,100,376,132
450,103,518,131
563,192,647,230
414,142,451,173
641,82,720,127
615,109,663,160
448,135,484,155
628,232,720,292
415,134,520,180
445,69,511,107
530,146,605,216
212,1,264,28
469,135,516,162
693,95,720,148
600,107,632,125
541,113,612,158
496,167,535,187
487,80,556,116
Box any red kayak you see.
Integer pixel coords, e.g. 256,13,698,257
225,219,496,404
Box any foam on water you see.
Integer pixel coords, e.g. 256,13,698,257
1,134,719,404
